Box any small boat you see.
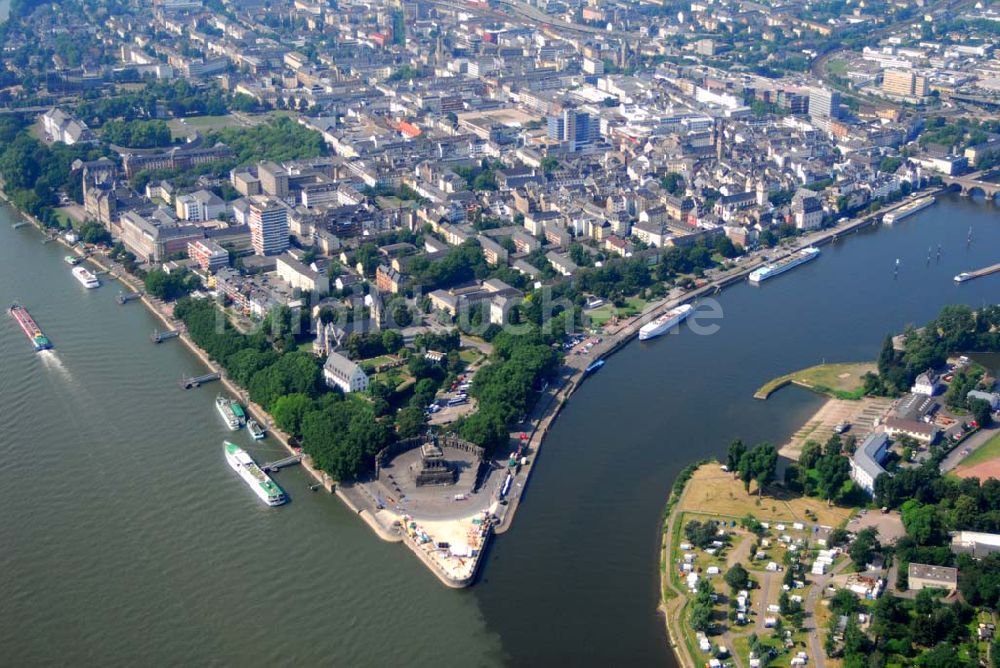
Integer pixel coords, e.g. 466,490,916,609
955,272,971,283
247,418,266,440
64,255,82,265
585,359,605,374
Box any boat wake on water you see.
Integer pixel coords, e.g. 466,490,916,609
38,349,71,379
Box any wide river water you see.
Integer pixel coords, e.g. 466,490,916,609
1,194,998,666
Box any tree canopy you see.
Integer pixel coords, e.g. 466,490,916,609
205,117,326,165
102,119,172,148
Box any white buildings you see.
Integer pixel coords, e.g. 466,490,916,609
41,108,97,145
968,390,1000,411
792,194,823,230
175,190,226,222
248,196,289,256
323,351,369,394
951,531,1000,557
850,431,890,495
187,239,229,272
908,563,958,592
276,253,329,294
911,370,941,396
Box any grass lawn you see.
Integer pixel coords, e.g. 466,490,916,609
587,297,648,327
623,296,647,315
52,209,75,229
361,354,397,370
167,114,244,139
374,368,413,392
677,465,854,528
827,59,848,76
374,369,403,386
458,348,482,364
28,119,45,141
956,431,1000,469
587,304,615,327
755,362,875,400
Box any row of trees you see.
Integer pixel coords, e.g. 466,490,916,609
174,298,392,480
725,440,778,496
458,327,559,453
783,434,865,505
75,80,229,125
876,460,1000,537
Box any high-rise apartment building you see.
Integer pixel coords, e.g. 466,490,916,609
248,196,289,256
809,87,840,120
882,69,929,97
547,109,596,152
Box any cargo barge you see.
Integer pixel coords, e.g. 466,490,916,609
8,303,53,351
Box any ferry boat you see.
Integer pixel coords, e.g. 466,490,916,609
64,255,82,266
585,359,605,374
247,418,266,440
215,395,244,430
638,304,694,341
749,247,820,284
8,303,53,351
224,442,286,506
72,265,100,289
883,195,935,224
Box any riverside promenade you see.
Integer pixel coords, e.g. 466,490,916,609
490,188,943,542
3,185,941,590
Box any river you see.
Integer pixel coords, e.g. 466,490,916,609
0,207,505,666
0,194,997,666
473,193,1000,666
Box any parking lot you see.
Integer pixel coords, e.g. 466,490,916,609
848,509,906,544
564,334,603,365
426,373,476,425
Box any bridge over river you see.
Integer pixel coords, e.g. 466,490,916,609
941,169,1000,198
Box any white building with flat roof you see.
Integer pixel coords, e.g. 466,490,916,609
276,253,329,294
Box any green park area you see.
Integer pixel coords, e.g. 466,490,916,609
167,114,245,140
586,296,648,328
754,362,875,400
827,59,848,76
